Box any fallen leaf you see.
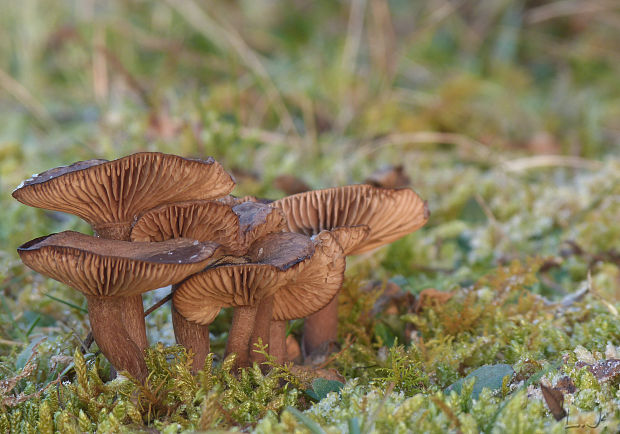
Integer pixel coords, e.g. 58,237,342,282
303,340,340,366
364,165,410,189
445,364,514,399
540,383,567,421
289,365,345,384
360,280,414,316
305,378,345,401
230,167,261,184
414,288,454,313
274,174,311,195
554,375,576,394
575,359,620,383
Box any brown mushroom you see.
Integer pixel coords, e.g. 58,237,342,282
12,152,235,354
364,165,410,189
12,153,235,241
173,232,316,370
251,229,348,365
271,185,429,355
18,231,222,381
131,200,284,255
131,200,285,372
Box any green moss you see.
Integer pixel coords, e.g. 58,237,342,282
1,1,620,431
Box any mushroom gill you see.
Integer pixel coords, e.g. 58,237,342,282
18,231,222,381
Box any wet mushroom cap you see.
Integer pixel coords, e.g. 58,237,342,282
272,230,346,321
272,184,429,254
173,232,315,325
18,231,222,297
131,200,285,255
12,152,235,238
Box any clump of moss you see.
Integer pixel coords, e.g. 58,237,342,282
0,343,313,433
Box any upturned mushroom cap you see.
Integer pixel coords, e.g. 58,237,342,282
271,184,429,254
12,152,235,240
18,231,222,297
272,230,347,321
173,232,315,325
130,200,285,255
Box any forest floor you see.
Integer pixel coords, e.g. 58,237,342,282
0,1,619,432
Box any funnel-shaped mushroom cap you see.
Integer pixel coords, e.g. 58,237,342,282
12,152,235,239
18,231,222,297
272,184,429,254
173,232,315,325
131,200,285,255
272,230,346,321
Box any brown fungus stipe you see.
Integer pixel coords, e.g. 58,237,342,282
173,232,316,370
12,152,235,359
18,231,222,381
271,184,429,356
131,199,285,372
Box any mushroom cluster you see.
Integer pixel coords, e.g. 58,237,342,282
13,152,429,382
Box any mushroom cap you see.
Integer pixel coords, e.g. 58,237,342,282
130,200,285,255
18,231,222,297
173,232,315,325
272,230,346,321
329,225,371,256
216,195,259,206
12,152,235,239
271,184,429,254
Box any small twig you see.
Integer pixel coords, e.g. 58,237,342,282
502,155,603,172
144,292,174,317
95,45,153,108
525,0,617,24
69,327,94,354
215,401,239,427
315,335,356,369
165,0,300,136
409,264,456,274
430,395,462,431
587,271,618,317
474,193,497,225
358,131,493,161
565,409,603,429
82,332,94,352
0,68,56,130
341,0,368,72
0,338,25,346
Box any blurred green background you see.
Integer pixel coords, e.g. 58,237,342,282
2,0,619,244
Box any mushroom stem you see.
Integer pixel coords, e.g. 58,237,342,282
93,224,149,353
86,295,148,382
302,295,339,356
172,302,210,374
225,305,258,370
249,295,274,367
123,295,148,350
268,320,288,364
